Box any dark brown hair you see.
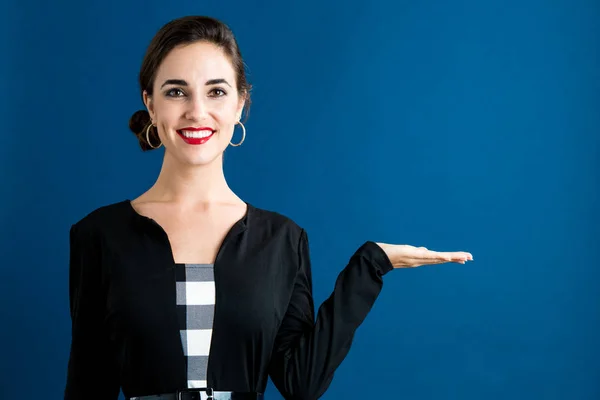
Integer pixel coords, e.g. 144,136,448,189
128,16,252,151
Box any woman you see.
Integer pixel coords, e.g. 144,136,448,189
64,15,472,400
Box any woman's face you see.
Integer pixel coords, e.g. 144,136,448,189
144,41,245,165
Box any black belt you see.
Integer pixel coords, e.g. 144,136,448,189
130,388,264,400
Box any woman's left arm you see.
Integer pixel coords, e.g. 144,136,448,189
268,229,472,400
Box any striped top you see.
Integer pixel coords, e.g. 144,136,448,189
175,263,215,389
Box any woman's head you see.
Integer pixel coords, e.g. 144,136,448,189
129,16,251,165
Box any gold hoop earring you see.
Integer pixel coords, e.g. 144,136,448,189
230,121,246,147
145,123,163,149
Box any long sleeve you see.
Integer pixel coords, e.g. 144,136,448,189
268,230,394,400
64,223,120,399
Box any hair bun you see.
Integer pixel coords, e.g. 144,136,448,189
129,110,150,135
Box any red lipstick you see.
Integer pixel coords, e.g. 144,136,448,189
177,127,215,145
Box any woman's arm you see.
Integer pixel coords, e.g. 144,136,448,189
64,222,120,400
268,229,393,400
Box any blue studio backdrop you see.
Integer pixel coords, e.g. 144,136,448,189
1,0,599,399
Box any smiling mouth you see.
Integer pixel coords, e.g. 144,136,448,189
177,129,215,145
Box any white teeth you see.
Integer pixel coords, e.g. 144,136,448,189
181,130,214,138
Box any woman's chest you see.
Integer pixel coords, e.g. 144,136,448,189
104,233,298,339
155,214,240,265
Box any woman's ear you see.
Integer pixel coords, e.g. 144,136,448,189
143,90,155,121
236,92,247,122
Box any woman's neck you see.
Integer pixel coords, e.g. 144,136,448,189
142,152,240,208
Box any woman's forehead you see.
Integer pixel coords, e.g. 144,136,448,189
155,42,236,84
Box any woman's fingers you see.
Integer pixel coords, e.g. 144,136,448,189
414,250,473,266
376,243,473,269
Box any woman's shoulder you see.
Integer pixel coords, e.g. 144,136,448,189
249,203,302,227
71,199,134,233
247,203,307,240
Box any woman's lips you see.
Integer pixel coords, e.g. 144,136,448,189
177,127,215,145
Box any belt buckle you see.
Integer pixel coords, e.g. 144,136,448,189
176,387,214,400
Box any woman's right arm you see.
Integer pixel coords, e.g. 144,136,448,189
64,222,120,400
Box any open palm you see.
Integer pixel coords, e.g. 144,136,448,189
376,243,473,268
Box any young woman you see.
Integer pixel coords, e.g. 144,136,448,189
64,15,472,400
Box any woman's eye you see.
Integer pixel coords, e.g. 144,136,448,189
166,88,185,97
210,88,226,97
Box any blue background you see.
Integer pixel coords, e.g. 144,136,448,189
1,0,598,398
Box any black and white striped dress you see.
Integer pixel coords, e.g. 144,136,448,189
175,263,215,388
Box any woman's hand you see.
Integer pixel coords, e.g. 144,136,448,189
376,243,473,268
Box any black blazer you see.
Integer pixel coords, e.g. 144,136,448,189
64,200,393,400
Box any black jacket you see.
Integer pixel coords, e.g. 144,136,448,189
64,200,393,400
